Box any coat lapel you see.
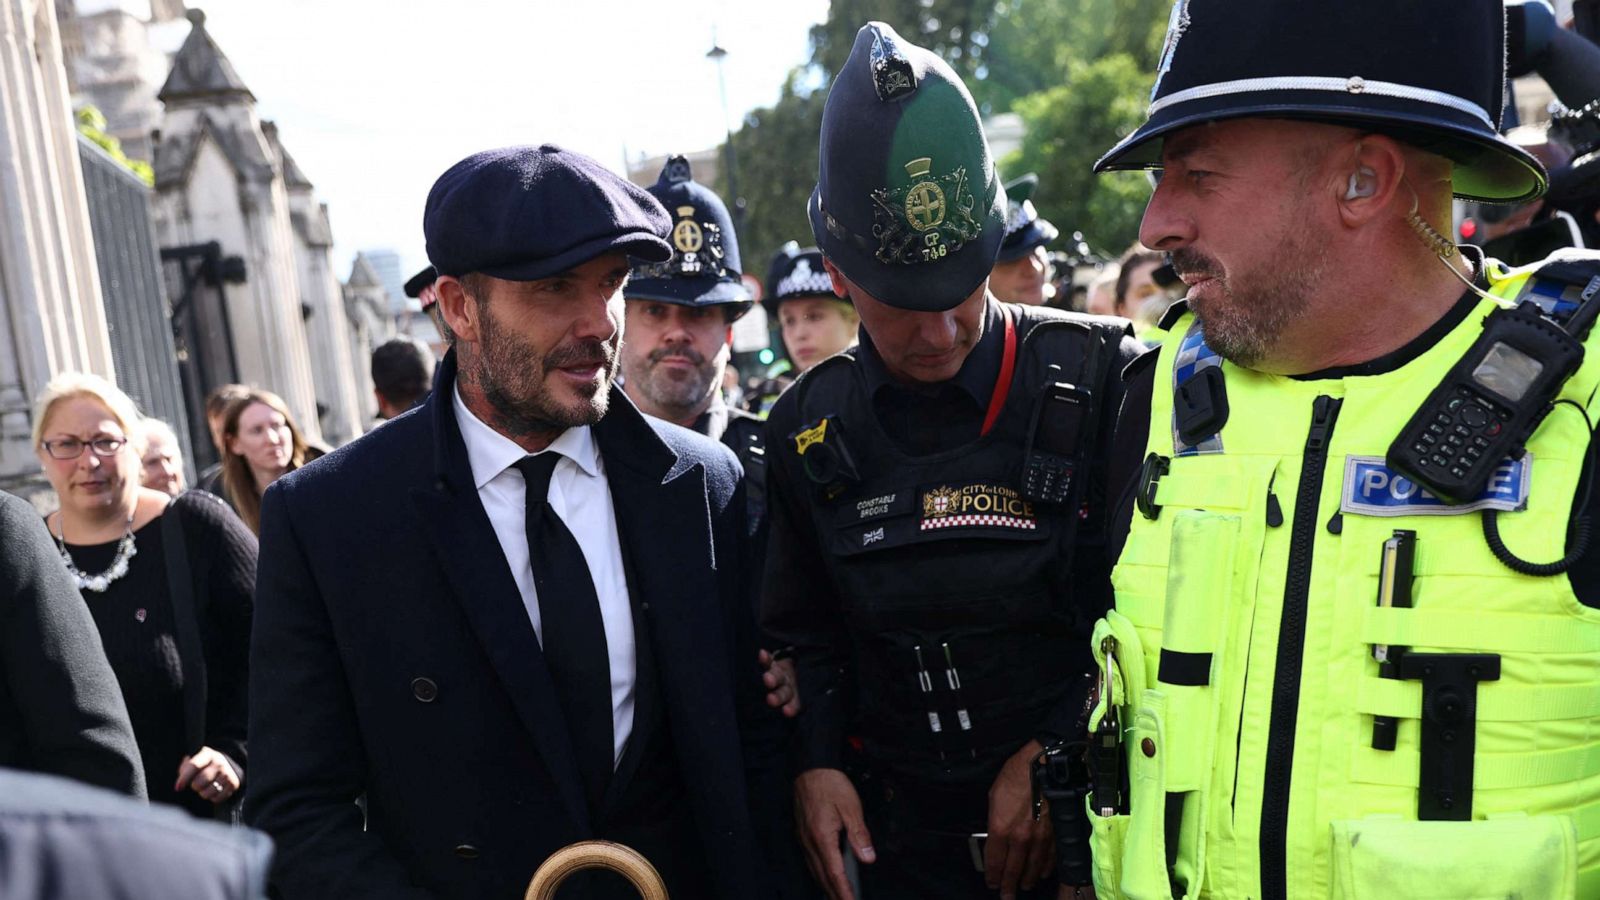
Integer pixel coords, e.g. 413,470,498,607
594,394,739,813
407,352,590,832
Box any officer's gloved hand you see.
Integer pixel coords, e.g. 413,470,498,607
1507,0,1559,77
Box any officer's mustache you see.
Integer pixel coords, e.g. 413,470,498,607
1169,248,1223,283
647,346,706,367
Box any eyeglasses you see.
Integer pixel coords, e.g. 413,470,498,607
41,437,126,460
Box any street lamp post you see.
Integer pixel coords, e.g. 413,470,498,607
706,34,743,230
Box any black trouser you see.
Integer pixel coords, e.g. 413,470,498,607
855,771,1058,900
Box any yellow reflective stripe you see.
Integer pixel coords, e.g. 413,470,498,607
1352,741,1600,790
1357,677,1600,722
1362,607,1600,653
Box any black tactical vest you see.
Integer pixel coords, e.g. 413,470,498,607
788,306,1124,782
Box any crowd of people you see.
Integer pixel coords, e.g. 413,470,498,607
7,1,1600,899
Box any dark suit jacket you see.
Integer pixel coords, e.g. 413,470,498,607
0,491,144,798
247,354,777,899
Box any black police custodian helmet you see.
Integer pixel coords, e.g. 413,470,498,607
627,155,753,321
809,22,1007,312
997,174,1059,263
763,242,841,318
1095,0,1547,203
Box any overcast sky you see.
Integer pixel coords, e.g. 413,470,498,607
189,0,830,280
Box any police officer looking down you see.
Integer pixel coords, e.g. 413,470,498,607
761,23,1140,900
1091,1,1600,898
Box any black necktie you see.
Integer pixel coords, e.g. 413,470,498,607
514,453,613,814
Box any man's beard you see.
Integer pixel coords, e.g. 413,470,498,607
471,307,617,438
629,344,720,414
1171,230,1329,369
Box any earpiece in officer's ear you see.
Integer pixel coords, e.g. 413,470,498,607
1344,167,1378,200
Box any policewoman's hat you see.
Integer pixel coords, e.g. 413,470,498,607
763,242,842,317
809,22,1007,312
997,174,1059,262
1095,0,1547,203
627,155,753,320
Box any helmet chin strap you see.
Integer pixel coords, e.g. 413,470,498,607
1406,187,1495,302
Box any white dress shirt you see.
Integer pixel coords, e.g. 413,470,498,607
453,386,635,767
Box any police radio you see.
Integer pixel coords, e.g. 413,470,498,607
1022,374,1094,505
1388,270,1600,505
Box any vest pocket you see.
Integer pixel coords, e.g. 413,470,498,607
1328,814,1577,899
1087,795,1130,897
1118,691,1177,900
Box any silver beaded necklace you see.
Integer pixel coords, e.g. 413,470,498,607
54,513,137,593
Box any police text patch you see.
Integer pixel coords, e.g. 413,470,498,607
920,482,1038,531
1340,455,1531,517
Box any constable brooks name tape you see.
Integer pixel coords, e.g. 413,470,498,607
1340,455,1531,517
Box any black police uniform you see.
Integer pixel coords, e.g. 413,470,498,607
763,299,1138,898
760,24,1144,897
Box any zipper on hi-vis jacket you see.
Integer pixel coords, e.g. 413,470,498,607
1258,394,1341,900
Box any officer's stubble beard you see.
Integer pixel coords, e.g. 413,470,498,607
625,341,727,422
1171,187,1332,370
461,290,618,443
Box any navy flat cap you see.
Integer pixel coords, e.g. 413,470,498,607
424,145,673,281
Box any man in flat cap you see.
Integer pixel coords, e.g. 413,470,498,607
760,22,1142,900
1090,1,1600,898
248,144,776,900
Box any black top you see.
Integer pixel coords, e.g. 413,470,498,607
61,492,256,817
855,298,1006,455
1107,291,1600,603
763,302,1145,768
0,491,144,798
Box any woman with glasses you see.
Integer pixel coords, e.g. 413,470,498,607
219,389,319,535
32,372,257,820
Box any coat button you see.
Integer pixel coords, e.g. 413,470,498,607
1141,738,1157,758
412,677,438,703
454,844,479,859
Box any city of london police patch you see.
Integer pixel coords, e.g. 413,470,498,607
871,157,982,266
920,482,1037,532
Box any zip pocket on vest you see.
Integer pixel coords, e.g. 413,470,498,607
1329,814,1576,899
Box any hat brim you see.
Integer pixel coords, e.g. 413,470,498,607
625,276,754,320
808,185,1005,312
1095,94,1547,204
471,232,672,282
997,219,1060,262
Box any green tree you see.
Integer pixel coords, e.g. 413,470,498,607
1003,53,1153,254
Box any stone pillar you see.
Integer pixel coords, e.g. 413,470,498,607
0,0,111,485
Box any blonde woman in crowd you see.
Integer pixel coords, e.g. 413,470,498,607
32,372,256,819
